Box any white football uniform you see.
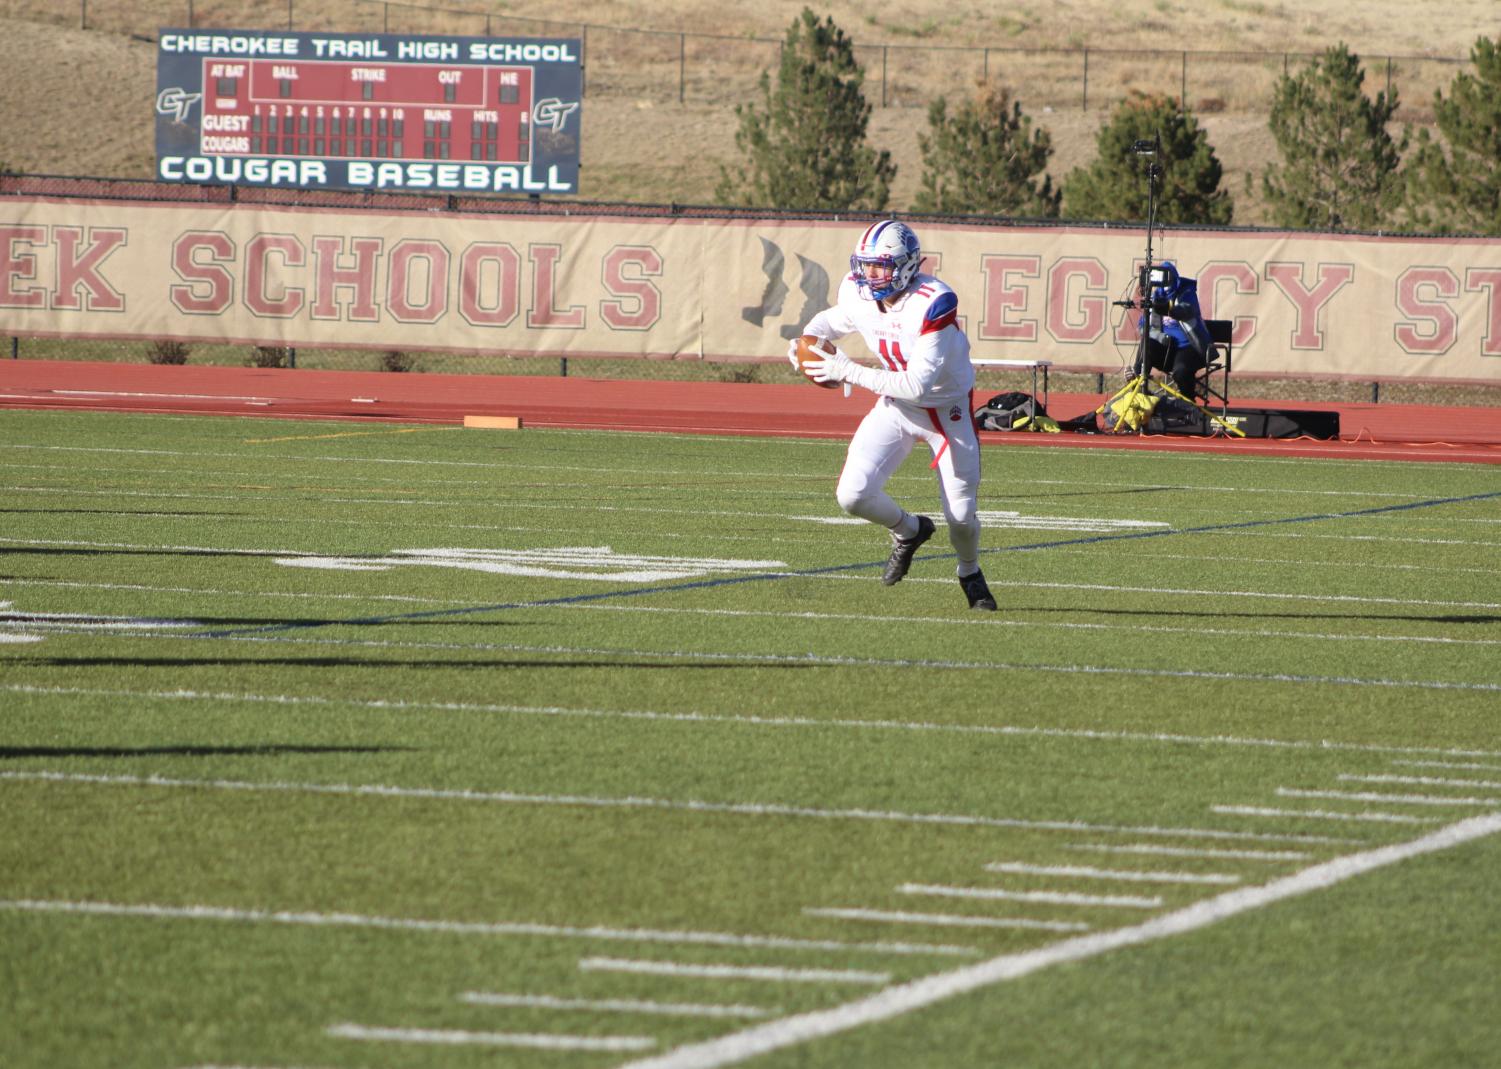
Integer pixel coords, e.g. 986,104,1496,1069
802,271,983,575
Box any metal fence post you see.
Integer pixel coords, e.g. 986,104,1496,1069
288,346,297,369
384,2,389,33
187,0,193,28
10,337,18,360
80,0,86,30
983,47,989,83
580,24,587,95
287,0,292,31
679,33,685,104
1181,51,1187,111
1385,55,1392,100
881,46,888,107
1082,48,1089,110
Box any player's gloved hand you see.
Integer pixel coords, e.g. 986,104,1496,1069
806,346,853,384
786,337,802,371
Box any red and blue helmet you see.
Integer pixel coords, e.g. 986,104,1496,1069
850,220,921,301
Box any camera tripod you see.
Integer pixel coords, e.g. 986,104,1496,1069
1096,136,1245,438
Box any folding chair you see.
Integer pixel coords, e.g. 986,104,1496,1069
1199,319,1233,414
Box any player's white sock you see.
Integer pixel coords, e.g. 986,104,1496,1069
890,513,919,540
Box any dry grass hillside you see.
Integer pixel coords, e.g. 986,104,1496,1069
0,2,1490,224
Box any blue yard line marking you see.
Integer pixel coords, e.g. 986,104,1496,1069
188,489,1501,641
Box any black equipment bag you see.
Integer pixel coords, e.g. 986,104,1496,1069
974,391,1043,431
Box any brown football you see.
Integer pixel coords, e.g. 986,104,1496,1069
795,334,840,389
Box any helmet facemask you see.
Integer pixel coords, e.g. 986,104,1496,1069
850,220,921,302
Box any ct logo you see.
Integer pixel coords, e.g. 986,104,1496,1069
532,97,579,133
156,87,202,123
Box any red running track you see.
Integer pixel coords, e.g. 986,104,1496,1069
2,359,1499,464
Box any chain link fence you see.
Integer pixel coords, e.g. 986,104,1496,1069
3,0,1468,119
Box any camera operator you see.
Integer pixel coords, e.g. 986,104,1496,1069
1134,261,1213,397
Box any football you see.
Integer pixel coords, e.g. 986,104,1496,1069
795,334,840,389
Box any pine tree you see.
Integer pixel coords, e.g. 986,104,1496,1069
1261,44,1405,231
1060,93,1232,225
716,8,893,211
1405,35,1501,236
913,81,1059,218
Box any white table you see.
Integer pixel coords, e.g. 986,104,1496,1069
971,359,1052,412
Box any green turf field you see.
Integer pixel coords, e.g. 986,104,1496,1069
2,409,1499,1069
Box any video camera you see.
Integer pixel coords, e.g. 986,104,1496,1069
1116,265,1175,311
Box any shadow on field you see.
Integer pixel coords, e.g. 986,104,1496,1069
1006,487,1183,500
0,546,320,560
10,656,817,670
0,743,411,759
1048,607,1501,626
0,508,244,517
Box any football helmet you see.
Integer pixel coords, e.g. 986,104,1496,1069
850,220,921,302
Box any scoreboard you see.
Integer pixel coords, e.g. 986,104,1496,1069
155,29,582,194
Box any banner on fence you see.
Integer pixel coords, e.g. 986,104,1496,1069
3,196,1499,382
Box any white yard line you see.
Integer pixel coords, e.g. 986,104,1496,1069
0,440,1477,476
0,610,203,631
897,884,1162,909
14,625,1499,692
1010,579,1501,612
1277,787,1501,808
0,899,970,959
7,531,1500,610
1342,773,1501,790
459,993,773,1018
1392,760,1501,773
328,1023,655,1051
803,908,1089,933
560,602,1501,648
6,683,1500,764
14,576,1501,642
0,770,1349,847
0,535,318,557
611,812,1501,1069
11,455,1434,499
1209,529,1501,549
579,958,889,985
983,862,1239,886
1212,805,1437,825
5,577,463,606
1064,843,1310,862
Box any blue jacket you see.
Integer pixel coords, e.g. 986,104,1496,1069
1139,262,1212,357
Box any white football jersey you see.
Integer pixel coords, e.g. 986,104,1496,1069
804,272,974,408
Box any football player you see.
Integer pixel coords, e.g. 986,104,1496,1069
789,219,996,611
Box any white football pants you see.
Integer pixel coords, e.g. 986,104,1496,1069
834,395,982,569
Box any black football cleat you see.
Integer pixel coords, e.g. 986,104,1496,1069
881,514,935,586
959,569,997,611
